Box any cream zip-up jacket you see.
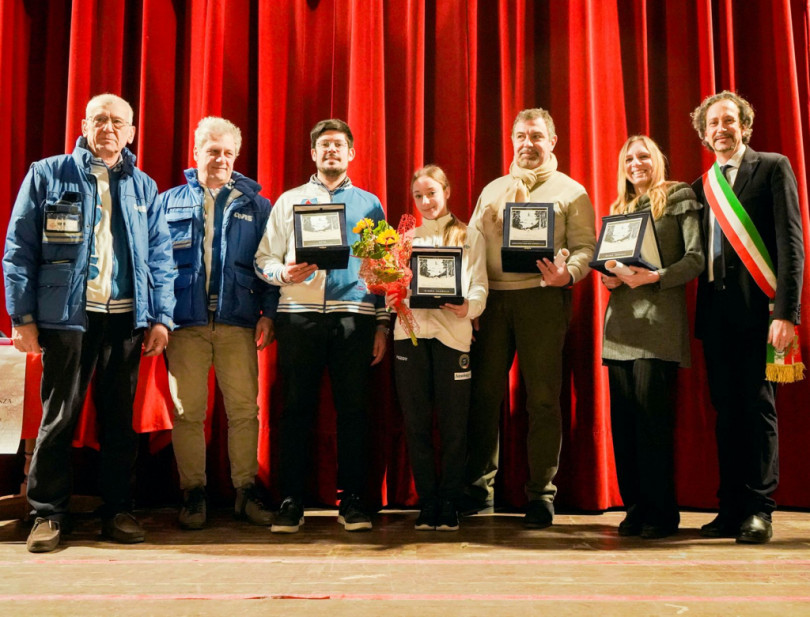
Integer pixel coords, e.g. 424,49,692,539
393,213,488,352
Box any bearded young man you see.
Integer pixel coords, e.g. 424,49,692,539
254,119,388,533
463,108,596,527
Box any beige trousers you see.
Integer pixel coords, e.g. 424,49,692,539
166,318,260,490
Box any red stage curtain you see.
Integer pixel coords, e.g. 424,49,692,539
2,0,809,511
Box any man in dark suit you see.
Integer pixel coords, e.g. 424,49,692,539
690,90,804,544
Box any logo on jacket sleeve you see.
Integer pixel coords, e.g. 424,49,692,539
233,212,253,222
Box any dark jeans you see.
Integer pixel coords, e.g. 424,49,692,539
607,359,679,528
275,312,376,500
394,338,471,503
27,312,144,522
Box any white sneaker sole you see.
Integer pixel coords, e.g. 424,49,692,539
338,515,372,531
271,518,304,533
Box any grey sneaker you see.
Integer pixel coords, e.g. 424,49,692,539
179,486,207,530
271,497,304,533
27,517,61,553
338,494,372,531
235,483,273,526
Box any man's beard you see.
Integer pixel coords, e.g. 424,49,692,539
318,163,346,178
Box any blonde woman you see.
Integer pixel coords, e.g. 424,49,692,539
601,136,704,539
390,165,488,531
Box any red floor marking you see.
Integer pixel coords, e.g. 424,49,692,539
0,593,809,602
4,557,810,567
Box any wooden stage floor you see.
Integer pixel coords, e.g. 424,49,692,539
1,508,809,616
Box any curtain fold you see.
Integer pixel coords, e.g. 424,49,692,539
2,0,809,510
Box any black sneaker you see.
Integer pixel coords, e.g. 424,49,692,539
524,499,554,529
179,485,207,530
414,500,439,531
436,499,459,531
271,497,304,533
338,494,372,531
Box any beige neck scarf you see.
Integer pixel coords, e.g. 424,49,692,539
489,153,558,234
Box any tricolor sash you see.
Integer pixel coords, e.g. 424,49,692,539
702,163,804,383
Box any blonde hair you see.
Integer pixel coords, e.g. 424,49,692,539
610,135,675,220
411,165,467,246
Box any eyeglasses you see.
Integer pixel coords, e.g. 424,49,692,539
315,139,349,150
88,115,131,130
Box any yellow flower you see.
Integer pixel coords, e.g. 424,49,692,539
375,229,400,247
352,218,374,234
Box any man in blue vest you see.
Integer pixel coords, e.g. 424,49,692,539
160,117,278,530
3,93,176,552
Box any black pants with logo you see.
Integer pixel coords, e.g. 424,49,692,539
274,312,376,501
27,312,144,522
394,337,471,504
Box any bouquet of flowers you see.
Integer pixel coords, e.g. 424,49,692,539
351,214,419,344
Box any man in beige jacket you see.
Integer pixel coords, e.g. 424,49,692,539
463,108,596,527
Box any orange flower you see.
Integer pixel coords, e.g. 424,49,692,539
352,218,374,234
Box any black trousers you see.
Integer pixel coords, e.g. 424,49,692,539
394,338,471,503
27,312,144,522
274,312,376,500
606,359,679,528
702,325,778,520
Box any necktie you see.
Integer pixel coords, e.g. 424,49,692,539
712,164,731,289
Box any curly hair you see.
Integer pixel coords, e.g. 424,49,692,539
690,90,755,149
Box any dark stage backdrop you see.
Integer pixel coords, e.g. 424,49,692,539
1,0,809,511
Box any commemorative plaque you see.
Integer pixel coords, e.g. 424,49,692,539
293,203,349,270
501,202,555,272
409,246,464,309
589,210,662,275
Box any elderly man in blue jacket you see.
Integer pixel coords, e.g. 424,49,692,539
3,93,177,552
160,117,277,530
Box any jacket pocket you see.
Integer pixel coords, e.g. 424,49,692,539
37,263,73,323
166,214,193,250
230,267,261,323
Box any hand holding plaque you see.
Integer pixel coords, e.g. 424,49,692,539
501,202,555,273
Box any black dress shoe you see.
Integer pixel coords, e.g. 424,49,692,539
457,494,494,517
618,506,642,537
524,500,554,529
641,524,678,539
736,514,772,544
700,513,741,538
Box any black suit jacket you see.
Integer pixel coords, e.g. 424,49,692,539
692,147,804,338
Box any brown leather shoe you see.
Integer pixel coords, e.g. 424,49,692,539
27,518,61,553
101,512,145,544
